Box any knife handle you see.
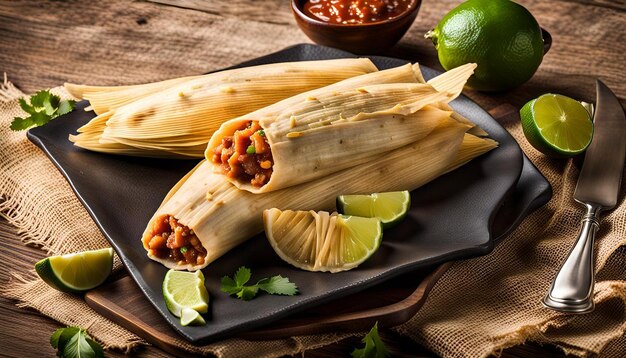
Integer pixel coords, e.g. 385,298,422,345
543,203,602,313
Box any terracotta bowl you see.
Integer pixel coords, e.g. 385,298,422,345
292,0,421,55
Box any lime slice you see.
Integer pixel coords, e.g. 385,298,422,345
162,270,209,317
180,307,206,326
263,209,383,273
520,94,593,158
337,191,410,229
35,248,113,293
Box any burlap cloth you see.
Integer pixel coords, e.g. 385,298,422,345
1,74,625,357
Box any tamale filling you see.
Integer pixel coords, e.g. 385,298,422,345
143,214,207,265
212,121,274,187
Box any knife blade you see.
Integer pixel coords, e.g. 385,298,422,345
543,80,626,313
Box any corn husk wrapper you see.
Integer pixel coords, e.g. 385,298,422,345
68,59,379,158
205,64,477,194
143,117,498,270
65,75,201,115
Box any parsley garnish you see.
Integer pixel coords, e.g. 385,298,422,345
50,326,104,358
257,130,265,137
10,90,75,131
351,322,390,358
180,247,188,254
220,266,298,301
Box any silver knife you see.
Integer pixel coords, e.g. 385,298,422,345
543,80,626,313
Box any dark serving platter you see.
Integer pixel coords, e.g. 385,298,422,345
28,44,546,344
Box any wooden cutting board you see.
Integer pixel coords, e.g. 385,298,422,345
86,263,449,356
85,105,520,355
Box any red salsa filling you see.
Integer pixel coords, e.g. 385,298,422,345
211,121,273,187
143,214,207,266
303,0,413,24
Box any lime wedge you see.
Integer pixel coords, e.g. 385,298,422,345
162,270,209,317
337,191,411,229
35,248,113,293
263,209,383,273
180,307,206,326
520,94,593,158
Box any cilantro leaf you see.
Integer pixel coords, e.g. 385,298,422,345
9,116,34,131
10,90,76,131
58,99,77,116
50,327,103,358
234,266,252,287
257,275,298,296
237,285,259,301
220,267,298,301
220,275,242,295
351,322,390,358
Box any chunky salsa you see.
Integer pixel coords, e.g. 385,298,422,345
143,214,207,266
212,121,274,187
303,0,413,24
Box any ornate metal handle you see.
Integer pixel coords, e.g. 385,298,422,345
542,203,602,313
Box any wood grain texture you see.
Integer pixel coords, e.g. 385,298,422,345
0,0,623,356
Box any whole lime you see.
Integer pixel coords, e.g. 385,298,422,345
426,0,545,92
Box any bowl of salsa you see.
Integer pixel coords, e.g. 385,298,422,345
292,0,421,54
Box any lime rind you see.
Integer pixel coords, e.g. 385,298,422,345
180,307,206,326
520,94,593,158
337,191,410,229
163,270,209,318
35,248,114,293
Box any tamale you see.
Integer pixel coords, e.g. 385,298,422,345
68,59,379,158
142,117,497,270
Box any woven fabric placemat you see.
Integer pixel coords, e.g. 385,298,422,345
0,76,625,357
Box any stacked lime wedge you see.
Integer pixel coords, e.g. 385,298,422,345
162,269,208,326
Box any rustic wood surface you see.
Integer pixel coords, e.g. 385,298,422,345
0,0,624,357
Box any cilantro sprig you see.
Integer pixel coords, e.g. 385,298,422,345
50,326,104,358
10,90,75,131
351,322,390,358
220,266,298,301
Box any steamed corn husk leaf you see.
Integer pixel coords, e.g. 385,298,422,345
143,117,497,270
69,59,379,158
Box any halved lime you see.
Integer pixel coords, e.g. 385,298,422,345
337,191,411,229
180,307,206,326
162,270,209,317
263,209,383,273
35,248,113,293
520,94,593,158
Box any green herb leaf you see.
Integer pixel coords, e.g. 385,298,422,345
246,145,256,154
180,247,188,254
50,328,66,349
351,322,389,358
257,275,298,296
257,130,265,137
221,267,298,301
220,275,242,295
10,90,76,131
237,285,259,301
234,266,252,287
50,327,103,358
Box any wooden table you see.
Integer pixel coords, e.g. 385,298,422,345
0,0,623,357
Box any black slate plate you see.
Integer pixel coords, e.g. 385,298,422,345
28,44,539,344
